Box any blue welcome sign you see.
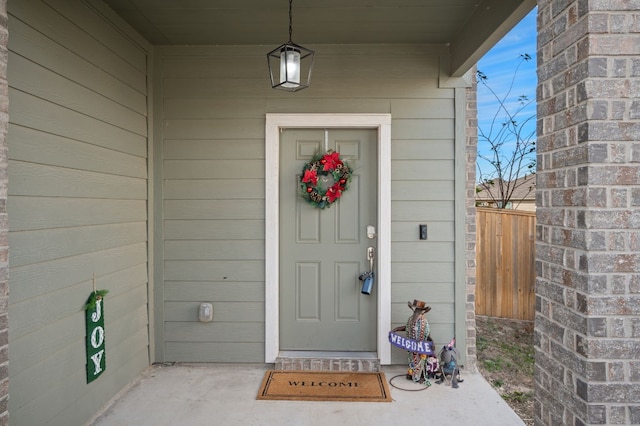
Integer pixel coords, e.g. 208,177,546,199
388,331,435,355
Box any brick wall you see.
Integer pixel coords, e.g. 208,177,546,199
0,0,7,424
536,0,640,424
465,71,478,372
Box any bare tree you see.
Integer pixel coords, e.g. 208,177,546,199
476,53,536,209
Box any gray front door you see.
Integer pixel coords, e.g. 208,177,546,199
279,129,378,351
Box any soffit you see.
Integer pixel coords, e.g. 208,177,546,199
101,0,536,76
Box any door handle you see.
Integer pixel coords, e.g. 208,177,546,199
359,247,376,295
367,247,375,271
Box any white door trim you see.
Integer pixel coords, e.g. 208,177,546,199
265,113,392,364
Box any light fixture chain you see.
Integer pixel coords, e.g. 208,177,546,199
288,0,293,42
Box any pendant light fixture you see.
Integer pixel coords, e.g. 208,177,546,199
267,0,315,92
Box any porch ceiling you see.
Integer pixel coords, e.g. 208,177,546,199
102,0,536,77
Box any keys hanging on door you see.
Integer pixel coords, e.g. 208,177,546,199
359,247,375,295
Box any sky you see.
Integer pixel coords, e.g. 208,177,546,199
476,8,537,181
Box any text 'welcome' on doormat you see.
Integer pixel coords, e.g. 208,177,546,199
257,370,392,402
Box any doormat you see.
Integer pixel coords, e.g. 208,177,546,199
257,370,392,402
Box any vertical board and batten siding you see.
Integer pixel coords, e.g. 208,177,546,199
157,44,457,364
476,207,536,321
7,1,149,425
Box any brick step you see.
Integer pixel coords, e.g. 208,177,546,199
275,352,380,372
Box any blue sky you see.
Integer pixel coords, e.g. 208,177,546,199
476,8,537,181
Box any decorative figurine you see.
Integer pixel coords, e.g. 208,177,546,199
391,299,439,384
436,338,463,388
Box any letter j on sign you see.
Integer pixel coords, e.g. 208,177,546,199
85,291,107,383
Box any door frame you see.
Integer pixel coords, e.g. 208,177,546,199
265,113,392,364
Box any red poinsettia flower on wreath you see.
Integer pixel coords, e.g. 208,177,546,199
325,183,344,203
301,168,318,186
322,151,342,171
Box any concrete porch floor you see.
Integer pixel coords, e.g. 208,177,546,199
88,363,525,425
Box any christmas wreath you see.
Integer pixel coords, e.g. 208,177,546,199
299,150,353,209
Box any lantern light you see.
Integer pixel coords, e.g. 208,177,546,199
267,0,314,92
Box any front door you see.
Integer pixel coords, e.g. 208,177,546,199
279,129,378,351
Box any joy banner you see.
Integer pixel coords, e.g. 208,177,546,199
85,293,106,383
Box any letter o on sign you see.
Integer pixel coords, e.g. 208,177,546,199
91,326,105,349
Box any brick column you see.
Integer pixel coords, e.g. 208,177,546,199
0,1,7,424
465,69,478,371
536,1,640,424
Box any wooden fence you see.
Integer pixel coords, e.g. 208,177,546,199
476,207,536,321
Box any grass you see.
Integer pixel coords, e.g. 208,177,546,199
483,358,509,372
478,321,534,375
476,335,489,351
476,316,535,425
503,391,534,404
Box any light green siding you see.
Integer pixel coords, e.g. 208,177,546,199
7,1,150,425
156,44,459,364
